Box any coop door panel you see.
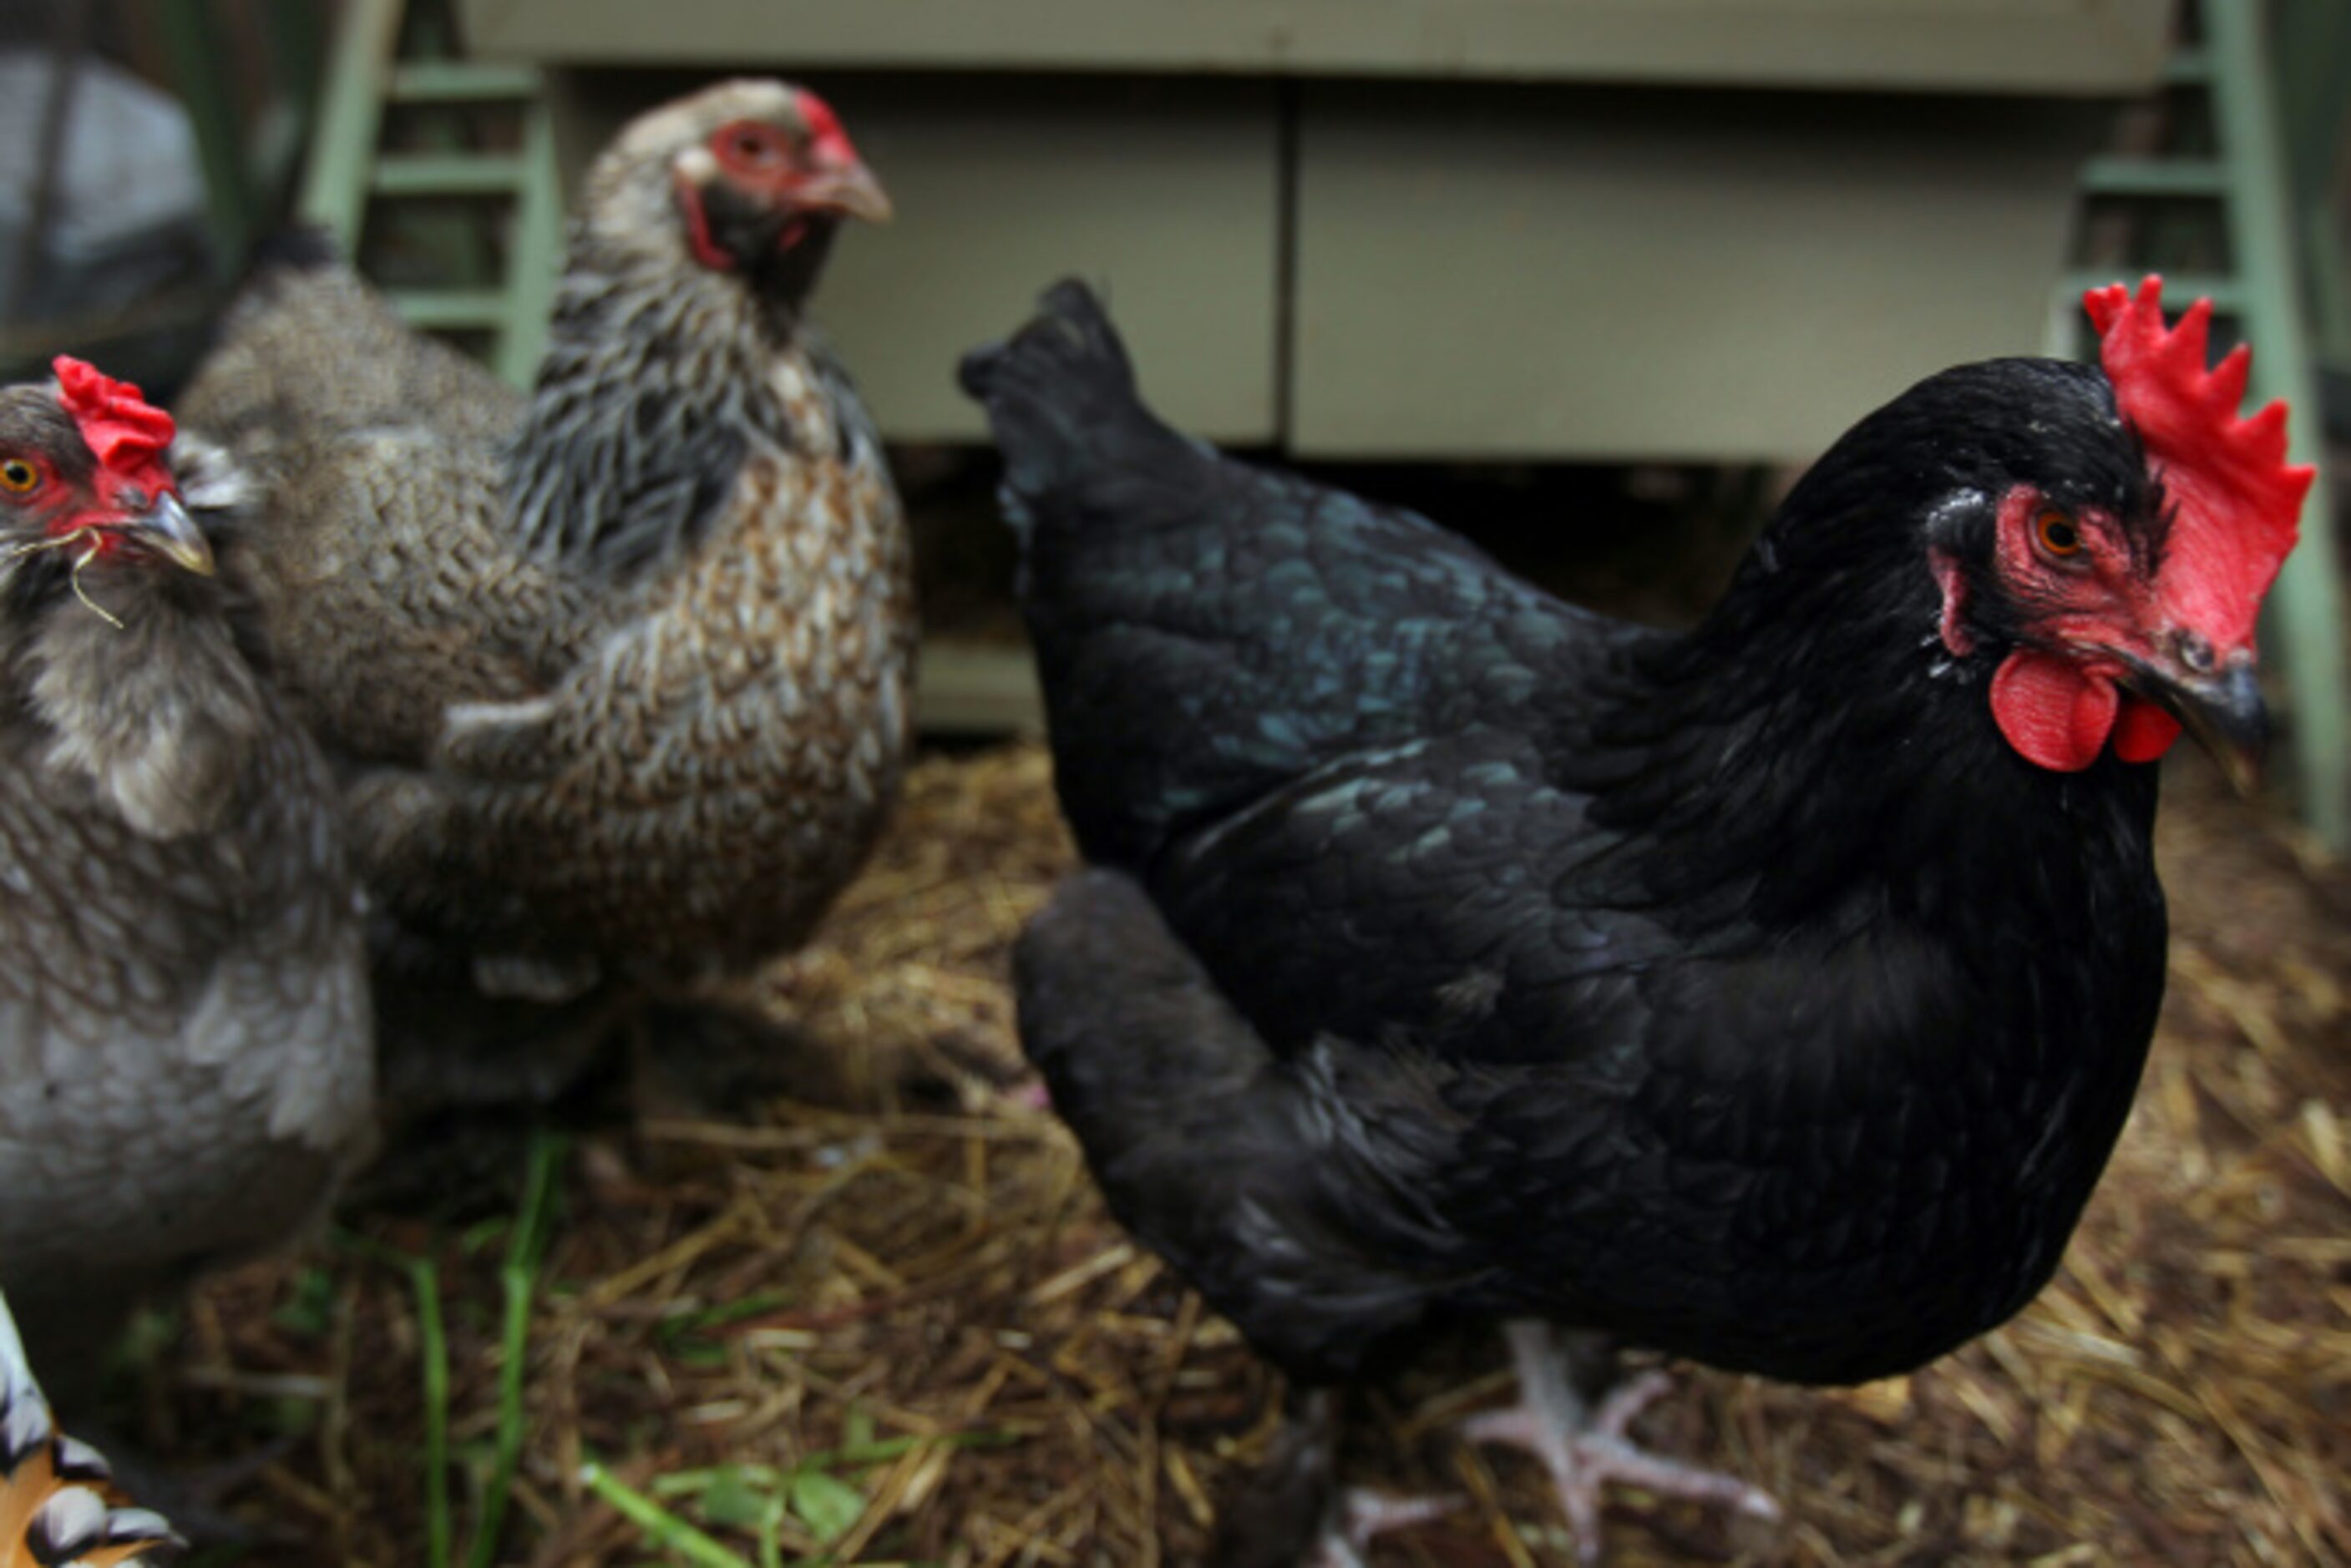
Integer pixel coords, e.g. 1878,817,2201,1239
1287,80,2107,462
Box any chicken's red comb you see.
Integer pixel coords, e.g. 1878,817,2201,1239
2083,276,2310,651
795,89,858,166
53,356,176,474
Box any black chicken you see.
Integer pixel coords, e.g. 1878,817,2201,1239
960,278,2304,1562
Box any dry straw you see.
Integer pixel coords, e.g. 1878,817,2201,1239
154,746,2350,1565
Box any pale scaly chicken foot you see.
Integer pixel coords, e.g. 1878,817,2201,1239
1462,1323,1779,1565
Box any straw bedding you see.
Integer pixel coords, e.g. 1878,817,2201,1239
135,742,2349,1566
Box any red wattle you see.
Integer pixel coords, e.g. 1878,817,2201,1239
1989,649,2117,772
2112,699,2183,763
673,175,735,271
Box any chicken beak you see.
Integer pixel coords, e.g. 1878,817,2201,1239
796,160,893,225
124,493,215,577
2127,651,2267,796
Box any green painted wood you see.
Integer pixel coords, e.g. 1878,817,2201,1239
494,93,564,387
391,59,543,102
302,0,560,386
2207,0,2347,848
389,288,510,329
459,0,2171,95
299,0,405,246
2079,156,2232,200
371,153,529,197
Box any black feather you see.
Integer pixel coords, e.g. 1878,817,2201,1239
970,281,2173,1393
241,225,344,279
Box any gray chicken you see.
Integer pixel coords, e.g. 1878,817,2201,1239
175,80,915,1098
0,360,372,1379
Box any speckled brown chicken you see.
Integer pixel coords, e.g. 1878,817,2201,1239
0,362,372,1379
175,81,915,1092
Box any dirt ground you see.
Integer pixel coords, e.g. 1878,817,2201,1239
121,729,2349,1568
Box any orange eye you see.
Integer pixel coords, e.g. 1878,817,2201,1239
2035,508,2083,558
0,458,36,494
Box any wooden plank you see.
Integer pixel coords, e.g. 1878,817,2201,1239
915,640,1043,737
459,0,2171,96
371,153,529,197
2206,0,2347,849
2080,156,2231,200
1288,81,2106,462
298,0,405,248
494,92,564,387
389,288,511,329
391,60,544,102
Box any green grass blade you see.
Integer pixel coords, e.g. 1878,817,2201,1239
467,1131,567,1568
409,1257,452,1568
330,1230,453,1568
580,1459,756,1568
509,1130,567,1267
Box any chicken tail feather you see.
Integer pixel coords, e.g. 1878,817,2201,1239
1016,869,1443,1383
957,279,1194,544
242,225,344,281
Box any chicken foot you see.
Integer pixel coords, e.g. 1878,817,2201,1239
1461,1322,1778,1565
1214,1388,1458,1568
1299,1488,1458,1568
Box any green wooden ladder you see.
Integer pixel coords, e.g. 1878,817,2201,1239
2060,0,2348,849
296,0,563,388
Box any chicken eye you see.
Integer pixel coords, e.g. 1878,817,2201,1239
0,458,36,494
715,122,787,171
2035,508,2083,559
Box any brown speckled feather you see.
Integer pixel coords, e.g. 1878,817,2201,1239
176,248,519,458
178,81,915,1024
351,335,913,972
224,431,597,766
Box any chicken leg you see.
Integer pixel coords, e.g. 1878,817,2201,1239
1214,1390,1458,1568
1461,1323,1778,1564
1301,1489,1457,1568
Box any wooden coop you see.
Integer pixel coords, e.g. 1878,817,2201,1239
23,0,2344,839
390,0,2333,847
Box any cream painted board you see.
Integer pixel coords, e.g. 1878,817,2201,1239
1290,83,2109,460
464,0,2172,96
